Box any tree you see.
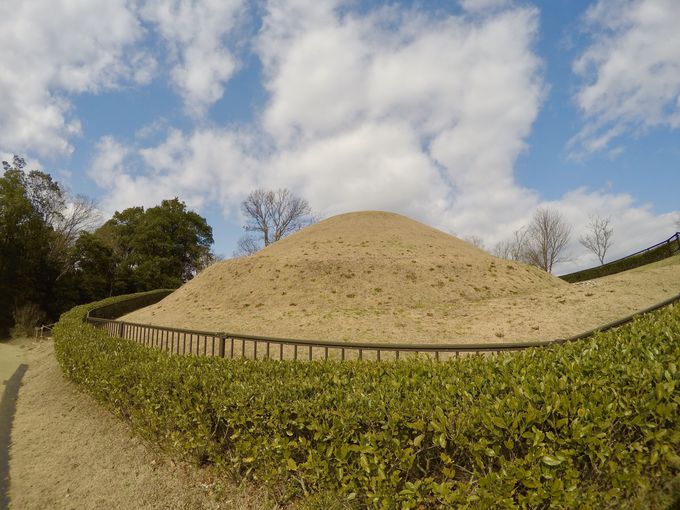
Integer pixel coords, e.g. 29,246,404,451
97,198,214,293
2,157,102,281
241,188,312,249
579,215,614,265
463,235,486,251
0,155,215,336
233,234,260,257
492,227,531,262
0,159,54,336
524,208,572,273
54,232,117,310
51,195,101,275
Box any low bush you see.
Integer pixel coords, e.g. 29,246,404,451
10,302,48,338
55,292,680,508
561,239,680,283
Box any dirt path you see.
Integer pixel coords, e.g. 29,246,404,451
8,339,275,510
0,338,27,392
0,337,30,509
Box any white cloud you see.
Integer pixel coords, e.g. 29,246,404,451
265,122,451,221
94,1,545,242
256,1,545,237
573,0,680,154
140,0,246,116
88,0,677,269
459,0,511,13
91,128,259,216
0,0,151,157
0,0,247,159
546,188,679,273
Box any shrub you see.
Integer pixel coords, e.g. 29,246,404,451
54,292,680,508
561,241,679,283
10,302,48,338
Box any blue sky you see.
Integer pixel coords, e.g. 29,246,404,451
1,0,679,272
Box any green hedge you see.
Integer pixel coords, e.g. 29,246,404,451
54,293,680,509
560,239,680,283
85,289,174,319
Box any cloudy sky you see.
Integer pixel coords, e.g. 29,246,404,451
1,0,679,273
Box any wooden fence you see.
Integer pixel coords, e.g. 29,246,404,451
86,291,680,361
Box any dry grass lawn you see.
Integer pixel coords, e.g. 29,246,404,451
9,339,276,510
123,211,680,344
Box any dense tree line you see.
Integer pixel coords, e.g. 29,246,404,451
0,156,214,337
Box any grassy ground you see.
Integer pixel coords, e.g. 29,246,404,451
123,212,680,345
123,211,566,344
8,339,276,510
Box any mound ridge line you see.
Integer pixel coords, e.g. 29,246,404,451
123,211,566,343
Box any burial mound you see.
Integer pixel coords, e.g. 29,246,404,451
123,211,567,342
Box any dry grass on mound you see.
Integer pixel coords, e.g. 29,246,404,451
9,340,275,510
123,211,680,344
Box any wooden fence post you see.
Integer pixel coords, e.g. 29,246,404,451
219,335,226,358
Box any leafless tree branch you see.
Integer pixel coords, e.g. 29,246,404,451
492,227,531,262
233,235,261,257
525,208,572,273
579,215,614,265
241,188,313,248
463,235,486,251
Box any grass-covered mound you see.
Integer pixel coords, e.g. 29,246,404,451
122,211,566,343
55,293,680,508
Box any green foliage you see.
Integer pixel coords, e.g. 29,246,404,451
96,198,214,293
0,154,215,336
9,302,48,338
0,159,55,336
561,237,680,283
86,289,173,320
55,293,680,509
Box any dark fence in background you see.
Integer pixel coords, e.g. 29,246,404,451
560,232,680,283
86,292,680,362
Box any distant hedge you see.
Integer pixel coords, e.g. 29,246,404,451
561,236,680,283
54,292,680,508
85,289,173,319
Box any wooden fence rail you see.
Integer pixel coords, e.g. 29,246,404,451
85,291,680,361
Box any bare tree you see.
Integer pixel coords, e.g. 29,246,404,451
52,196,101,252
241,188,313,248
579,215,614,265
463,235,486,251
2,161,102,280
524,207,572,273
492,227,531,262
50,195,102,280
233,234,261,257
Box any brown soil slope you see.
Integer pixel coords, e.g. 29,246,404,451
124,211,567,342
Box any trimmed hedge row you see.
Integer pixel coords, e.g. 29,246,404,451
560,240,680,283
86,289,174,319
54,293,680,508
